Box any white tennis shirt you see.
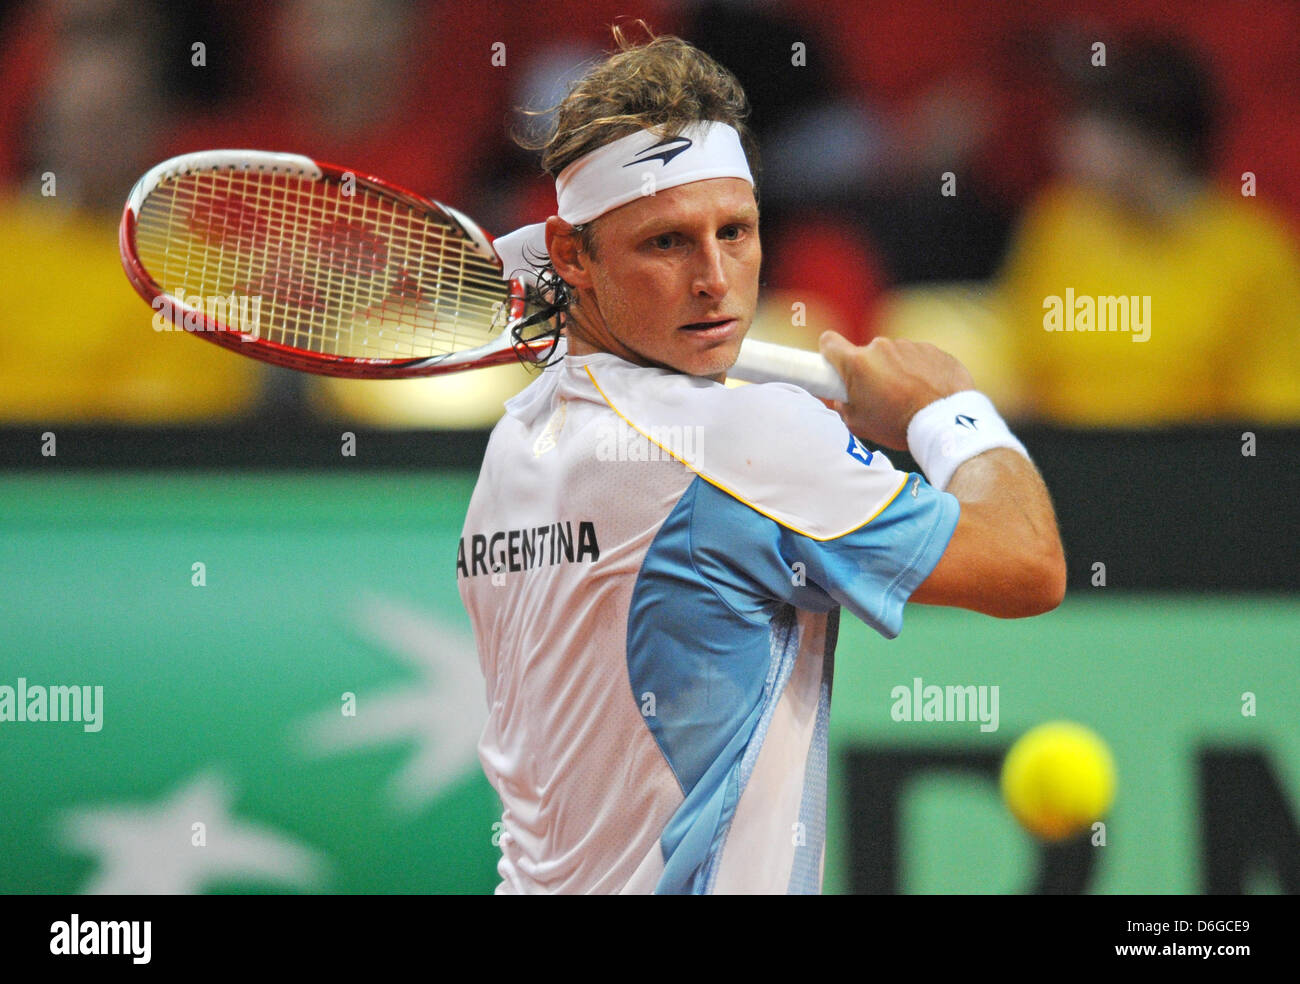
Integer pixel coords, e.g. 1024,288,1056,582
457,349,959,893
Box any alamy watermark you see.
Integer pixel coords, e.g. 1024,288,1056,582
595,419,704,467
1043,288,1150,342
50,914,150,964
890,676,999,732
0,677,103,732
153,289,263,340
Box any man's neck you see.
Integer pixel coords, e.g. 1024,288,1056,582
563,305,650,367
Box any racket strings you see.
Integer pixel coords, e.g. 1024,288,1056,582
133,169,512,360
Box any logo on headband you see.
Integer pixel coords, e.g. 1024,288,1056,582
623,136,693,169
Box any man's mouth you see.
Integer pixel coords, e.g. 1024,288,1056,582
678,318,735,332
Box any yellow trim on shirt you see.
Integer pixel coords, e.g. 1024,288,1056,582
583,364,907,542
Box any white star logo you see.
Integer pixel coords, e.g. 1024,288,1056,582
296,594,486,812
59,773,328,894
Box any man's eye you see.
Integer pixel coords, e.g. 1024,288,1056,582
651,234,678,250
719,225,743,240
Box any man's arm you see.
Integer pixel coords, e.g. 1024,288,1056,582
819,332,1066,618
908,448,1065,617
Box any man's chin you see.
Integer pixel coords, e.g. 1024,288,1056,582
674,332,746,380
677,347,742,382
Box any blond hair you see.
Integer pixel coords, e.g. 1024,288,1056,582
519,22,759,188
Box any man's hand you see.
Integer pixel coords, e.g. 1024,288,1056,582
818,331,975,450
820,329,1066,617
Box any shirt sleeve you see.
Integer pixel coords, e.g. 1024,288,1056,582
685,467,959,641
774,471,959,638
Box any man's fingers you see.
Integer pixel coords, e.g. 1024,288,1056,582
818,330,853,376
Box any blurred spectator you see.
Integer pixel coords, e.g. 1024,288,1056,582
681,0,890,343
0,0,262,423
855,75,1015,286
994,37,1300,425
796,0,1053,287
164,0,513,208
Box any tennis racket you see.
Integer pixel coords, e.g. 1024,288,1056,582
119,150,848,400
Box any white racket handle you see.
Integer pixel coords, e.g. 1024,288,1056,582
731,337,848,402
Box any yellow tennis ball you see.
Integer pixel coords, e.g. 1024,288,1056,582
1001,721,1116,841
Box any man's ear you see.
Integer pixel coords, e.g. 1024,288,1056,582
545,216,594,289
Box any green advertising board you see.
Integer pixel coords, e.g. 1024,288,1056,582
2,474,1296,893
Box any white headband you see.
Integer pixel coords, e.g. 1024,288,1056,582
495,121,753,285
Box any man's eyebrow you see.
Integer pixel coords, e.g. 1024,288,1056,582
723,205,760,223
630,205,760,238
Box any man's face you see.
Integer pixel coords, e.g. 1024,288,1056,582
564,177,761,379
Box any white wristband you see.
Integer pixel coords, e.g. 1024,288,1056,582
906,391,1029,492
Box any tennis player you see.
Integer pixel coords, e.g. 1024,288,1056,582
458,30,1065,894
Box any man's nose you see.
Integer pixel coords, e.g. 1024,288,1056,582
692,240,728,298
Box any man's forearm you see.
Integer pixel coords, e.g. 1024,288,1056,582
910,448,1067,617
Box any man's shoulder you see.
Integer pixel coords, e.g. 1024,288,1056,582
583,360,910,539
582,357,832,455
585,356,824,422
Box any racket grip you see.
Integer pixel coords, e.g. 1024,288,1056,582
732,337,848,402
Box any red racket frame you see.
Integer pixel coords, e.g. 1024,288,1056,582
120,154,549,378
